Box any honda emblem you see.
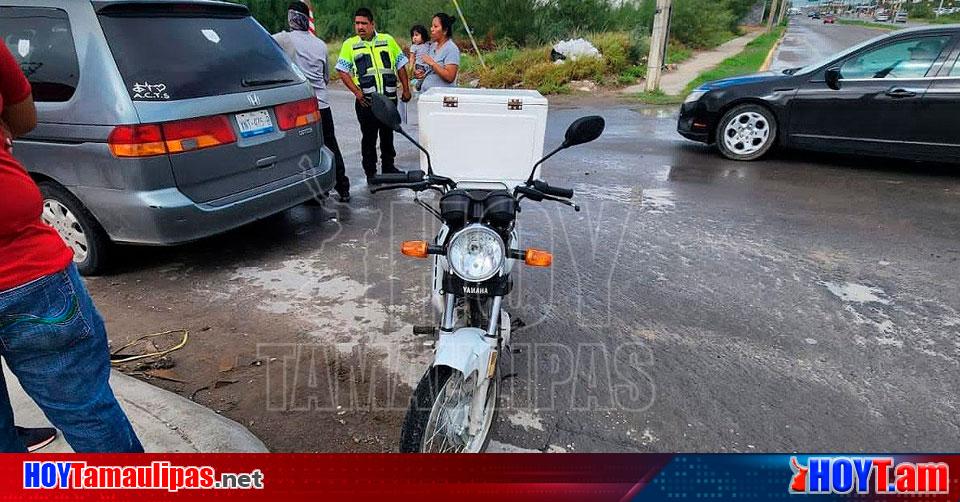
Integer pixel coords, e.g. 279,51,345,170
247,93,261,107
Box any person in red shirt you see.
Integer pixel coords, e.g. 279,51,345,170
0,42,142,452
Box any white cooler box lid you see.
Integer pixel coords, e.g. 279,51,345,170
418,88,548,189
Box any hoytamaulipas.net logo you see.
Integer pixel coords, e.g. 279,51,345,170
23,461,264,492
789,456,949,495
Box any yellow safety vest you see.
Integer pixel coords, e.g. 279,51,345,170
339,33,402,100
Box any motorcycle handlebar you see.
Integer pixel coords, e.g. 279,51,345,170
369,170,425,185
370,181,431,193
532,181,574,199
516,186,544,201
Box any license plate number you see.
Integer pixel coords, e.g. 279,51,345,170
236,110,274,138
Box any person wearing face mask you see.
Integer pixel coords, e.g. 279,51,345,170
274,1,351,202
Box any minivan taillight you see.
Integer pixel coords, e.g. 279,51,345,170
275,98,320,130
108,124,165,158
161,115,236,154
108,115,237,158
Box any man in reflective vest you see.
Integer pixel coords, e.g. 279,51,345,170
336,7,411,184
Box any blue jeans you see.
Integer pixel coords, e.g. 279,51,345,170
0,264,143,453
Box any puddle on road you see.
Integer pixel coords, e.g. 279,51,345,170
486,441,542,453
505,410,545,432
822,281,902,345
642,189,676,213
224,257,430,386
632,107,677,120
821,281,892,305
573,183,641,203
572,183,676,214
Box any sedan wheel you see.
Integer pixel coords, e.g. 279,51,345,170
716,104,777,161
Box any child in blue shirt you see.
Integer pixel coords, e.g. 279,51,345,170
408,25,431,91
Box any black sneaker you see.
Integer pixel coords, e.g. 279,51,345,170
337,191,351,203
16,426,57,452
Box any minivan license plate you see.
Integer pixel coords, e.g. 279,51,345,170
236,110,274,138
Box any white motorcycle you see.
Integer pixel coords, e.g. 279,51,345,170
366,94,604,453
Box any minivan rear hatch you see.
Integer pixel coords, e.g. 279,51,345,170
97,2,321,204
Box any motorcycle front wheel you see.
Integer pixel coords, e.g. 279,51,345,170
399,366,499,453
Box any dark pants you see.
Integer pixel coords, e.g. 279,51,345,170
355,99,396,177
319,107,349,196
0,264,143,452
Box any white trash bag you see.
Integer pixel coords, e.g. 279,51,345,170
551,38,601,63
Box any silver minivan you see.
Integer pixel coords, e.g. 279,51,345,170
2,0,335,274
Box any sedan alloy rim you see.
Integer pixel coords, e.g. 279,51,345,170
722,111,771,156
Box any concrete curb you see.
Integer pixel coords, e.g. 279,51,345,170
6,365,268,453
760,27,789,71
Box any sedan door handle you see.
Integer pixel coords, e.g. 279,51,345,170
885,88,917,99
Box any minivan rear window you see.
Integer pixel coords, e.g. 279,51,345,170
98,10,302,101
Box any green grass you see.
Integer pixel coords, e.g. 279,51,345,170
681,27,786,96
666,42,694,65
635,90,684,105
457,31,652,94
837,19,898,31
916,14,960,24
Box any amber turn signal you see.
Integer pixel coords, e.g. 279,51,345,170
401,240,430,258
524,249,553,267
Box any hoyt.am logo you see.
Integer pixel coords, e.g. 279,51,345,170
789,457,949,495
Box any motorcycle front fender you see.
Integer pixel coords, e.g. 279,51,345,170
433,327,495,381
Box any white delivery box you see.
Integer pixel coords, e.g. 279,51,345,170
418,88,548,189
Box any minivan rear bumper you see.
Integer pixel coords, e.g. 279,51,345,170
75,147,335,245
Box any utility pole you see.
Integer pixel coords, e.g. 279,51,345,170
776,0,789,25
766,0,778,31
645,0,672,92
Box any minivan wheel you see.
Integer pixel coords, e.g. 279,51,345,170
38,182,110,275
716,104,777,161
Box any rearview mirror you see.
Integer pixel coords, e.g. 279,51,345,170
527,115,606,185
370,94,402,132
563,116,606,148
825,67,842,90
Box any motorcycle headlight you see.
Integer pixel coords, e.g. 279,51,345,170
684,90,706,104
447,225,506,283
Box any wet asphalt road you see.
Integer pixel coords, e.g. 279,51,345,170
771,16,883,71
87,23,960,452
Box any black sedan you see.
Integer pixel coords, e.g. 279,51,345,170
678,25,960,162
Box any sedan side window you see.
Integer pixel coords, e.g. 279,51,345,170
951,54,960,76
840,36,950,80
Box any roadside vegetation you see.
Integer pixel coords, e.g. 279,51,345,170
899,3,960,24
681,26,786,96
840,3,960,29
837,19,898,31
926,13,960,23
634,24,786,105
236,0,764,94
633,90,685,105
